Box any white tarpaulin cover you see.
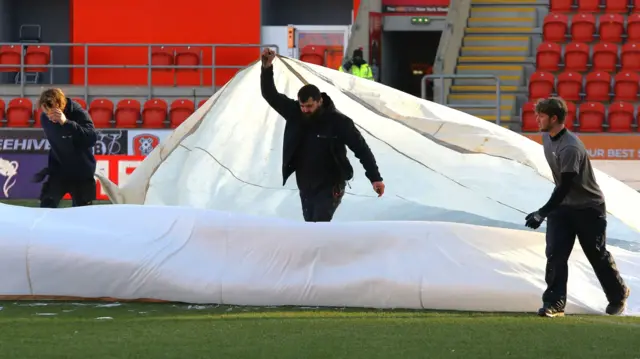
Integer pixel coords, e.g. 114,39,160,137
0,57,638,314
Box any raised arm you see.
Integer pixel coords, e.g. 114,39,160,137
260,49,299,120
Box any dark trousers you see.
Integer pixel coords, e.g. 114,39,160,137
543,204,627,309
299,184,345,222
39,176,96,208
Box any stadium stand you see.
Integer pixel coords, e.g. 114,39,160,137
526,0,640,132
449,0,544,128
0,42,243,128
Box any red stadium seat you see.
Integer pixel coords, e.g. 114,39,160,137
300,45,326,66
578,102,605,132
556,71,583,101
521,101,537,132
88,98,114,128
613,71,640,102
24,45,50,72
564,101,576,130
621,43,640,71
628,14,640,42
115,99,141,128
571,14,596,43
592,43,619,72
72,98,87,109
175,46,200,72
151,46,174,71
634,0,640,12
6,98,33,127
536,42,562,71
142,99,168,128
585,71,612,102
599,14,624,43
543,13,568,42
605,0,629,12
169,99,195,128
563,42,589,72
528,71,555,100
608,102,635,132
0,99,5,125
577,0,600,12
0,45,21,72
551,0,574,12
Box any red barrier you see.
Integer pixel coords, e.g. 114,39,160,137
62,155,145,201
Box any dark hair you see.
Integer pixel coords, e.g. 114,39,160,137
297,84,321,102
534,97,568,124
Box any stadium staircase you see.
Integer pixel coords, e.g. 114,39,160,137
449,0,547,130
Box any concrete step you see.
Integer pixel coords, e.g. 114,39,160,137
458,56,529,64
447,93,517,106
477,115,513,123
466,27,536,34
472,0,547,4
468,17,536,27
449,106,514,115
456,64,524,77
461,46,529,56
450,85,520,92
463,36,529,47
453,75,522,86
470,6,538,18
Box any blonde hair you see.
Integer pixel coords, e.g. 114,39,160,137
38,88,67,111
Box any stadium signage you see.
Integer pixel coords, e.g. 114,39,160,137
525,134,640,160
0,129,128,155
0,155,143,201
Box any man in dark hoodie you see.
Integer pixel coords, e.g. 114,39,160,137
260,48,384,222
36,88,98,208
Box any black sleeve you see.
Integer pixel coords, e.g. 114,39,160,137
62,108,98,148
538,172,577,217
334,114,383,183
260,65,299,121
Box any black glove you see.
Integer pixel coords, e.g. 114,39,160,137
32,167,49,183
525,211,544,230
342,59,353,72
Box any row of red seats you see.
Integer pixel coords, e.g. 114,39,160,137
543,13,640,43
0,45,204,73
537,41,640,72
0,45,50,72
551,0,640,13
529,70,640,102
0,98,207,128
521,101,638,132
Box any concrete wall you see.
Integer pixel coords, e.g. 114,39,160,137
262,0,353,25
346,0,382,62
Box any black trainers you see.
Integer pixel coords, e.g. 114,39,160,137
537,303,565,317
606,287,631,316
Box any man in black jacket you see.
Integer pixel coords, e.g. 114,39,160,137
260,48,385,222
36,88,98,208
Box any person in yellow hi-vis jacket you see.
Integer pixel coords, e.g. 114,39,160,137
339,48,374,80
